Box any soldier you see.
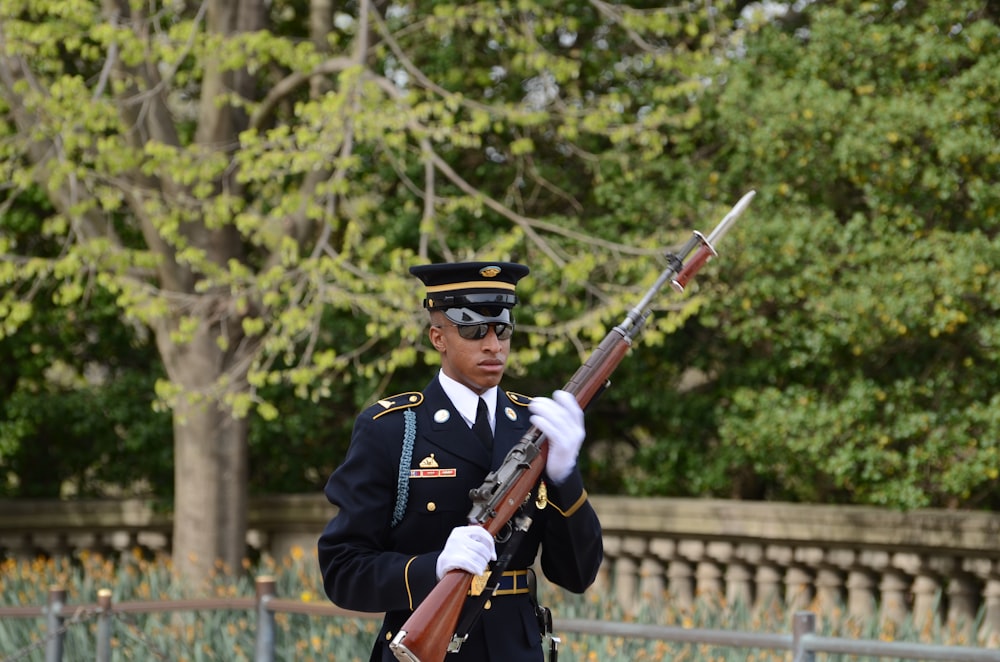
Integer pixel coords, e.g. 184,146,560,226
318,261,603,661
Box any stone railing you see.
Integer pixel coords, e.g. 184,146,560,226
2,494,999,636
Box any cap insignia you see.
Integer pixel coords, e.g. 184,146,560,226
479,266,501,278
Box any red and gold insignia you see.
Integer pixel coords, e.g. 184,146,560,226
409,468,457,478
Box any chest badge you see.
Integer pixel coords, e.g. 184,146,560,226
410,454,456,478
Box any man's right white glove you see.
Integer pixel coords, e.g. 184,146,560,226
435,525,497,580
529,389,585,485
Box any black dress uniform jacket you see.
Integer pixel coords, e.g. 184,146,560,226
318,376,604,662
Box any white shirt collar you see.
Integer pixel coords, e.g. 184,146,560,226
438,369,497,430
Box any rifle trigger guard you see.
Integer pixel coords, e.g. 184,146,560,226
494,520,512,543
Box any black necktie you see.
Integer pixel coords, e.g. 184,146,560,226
473,397,493,451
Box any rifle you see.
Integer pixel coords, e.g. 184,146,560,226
389,191,756,662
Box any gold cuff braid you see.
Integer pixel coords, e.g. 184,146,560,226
549,489,588,518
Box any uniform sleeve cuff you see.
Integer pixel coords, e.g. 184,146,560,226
404,553,440,610
545,471,589,518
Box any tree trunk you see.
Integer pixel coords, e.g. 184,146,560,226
157,319,250,584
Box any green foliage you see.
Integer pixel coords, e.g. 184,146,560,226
624,0,1000,508
1,0,999,515
0,0,738,505
0,190,172,498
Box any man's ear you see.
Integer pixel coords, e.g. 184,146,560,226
429,324,447,352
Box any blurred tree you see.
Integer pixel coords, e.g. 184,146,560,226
0,0,740,581
628,0,1000,509
0,188,172,499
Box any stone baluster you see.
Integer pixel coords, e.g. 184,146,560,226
667,555,695,611
725,560,754,608
846,568,877,620
784,565,815,611
621,536,648,614
966,558,1000,645
947,571,980,637
612,555,637,615
676,539,705,608
814,566,845,614
791,546,825,611
843,550,892,624
825,549,862,619
696,560,723,604
594,533,619,594
766,545,808,609
912,555,954,632
879,569,911,627
693,541,728,604
980,576,1000,646
638,556,666,612
754,562,784,612
604,536,644,616
643,538,674,606
727,544,762,609
706,541,734,602
910,572,942,632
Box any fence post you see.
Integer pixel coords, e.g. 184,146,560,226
792,610,816,662
255,575,277,662
96,588,113,662
45,586,66,662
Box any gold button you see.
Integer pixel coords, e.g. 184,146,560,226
427,502,436,512
386,631,393,640
484,600,492,610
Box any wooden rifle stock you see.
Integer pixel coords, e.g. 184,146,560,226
390,191,756,662
388,569,475,662
389,453,548,662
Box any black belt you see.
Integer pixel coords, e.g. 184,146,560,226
468,569,530,596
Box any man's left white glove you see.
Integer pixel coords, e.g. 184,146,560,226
529,389,585,485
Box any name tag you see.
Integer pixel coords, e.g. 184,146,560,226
409,468,457,478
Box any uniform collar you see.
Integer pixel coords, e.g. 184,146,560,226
437,370,497,430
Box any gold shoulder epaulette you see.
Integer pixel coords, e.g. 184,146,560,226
372,392,424,420
505,391,533,406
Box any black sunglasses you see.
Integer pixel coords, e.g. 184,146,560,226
437,322,514,340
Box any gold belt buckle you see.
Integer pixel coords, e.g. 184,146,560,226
470,570,491,597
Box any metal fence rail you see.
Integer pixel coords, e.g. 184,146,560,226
3,578,1000,662
556,613,1000,662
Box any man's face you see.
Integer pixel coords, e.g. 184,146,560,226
429,311,510,394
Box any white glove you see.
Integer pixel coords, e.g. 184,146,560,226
529,389,585,485
435,525,496,580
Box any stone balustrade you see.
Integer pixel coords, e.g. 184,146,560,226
2,494,999,636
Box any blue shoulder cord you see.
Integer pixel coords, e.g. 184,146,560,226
391,409,416,528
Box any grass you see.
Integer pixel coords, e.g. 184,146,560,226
0,548,994,661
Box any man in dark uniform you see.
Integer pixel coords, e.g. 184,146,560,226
318,261,603,661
